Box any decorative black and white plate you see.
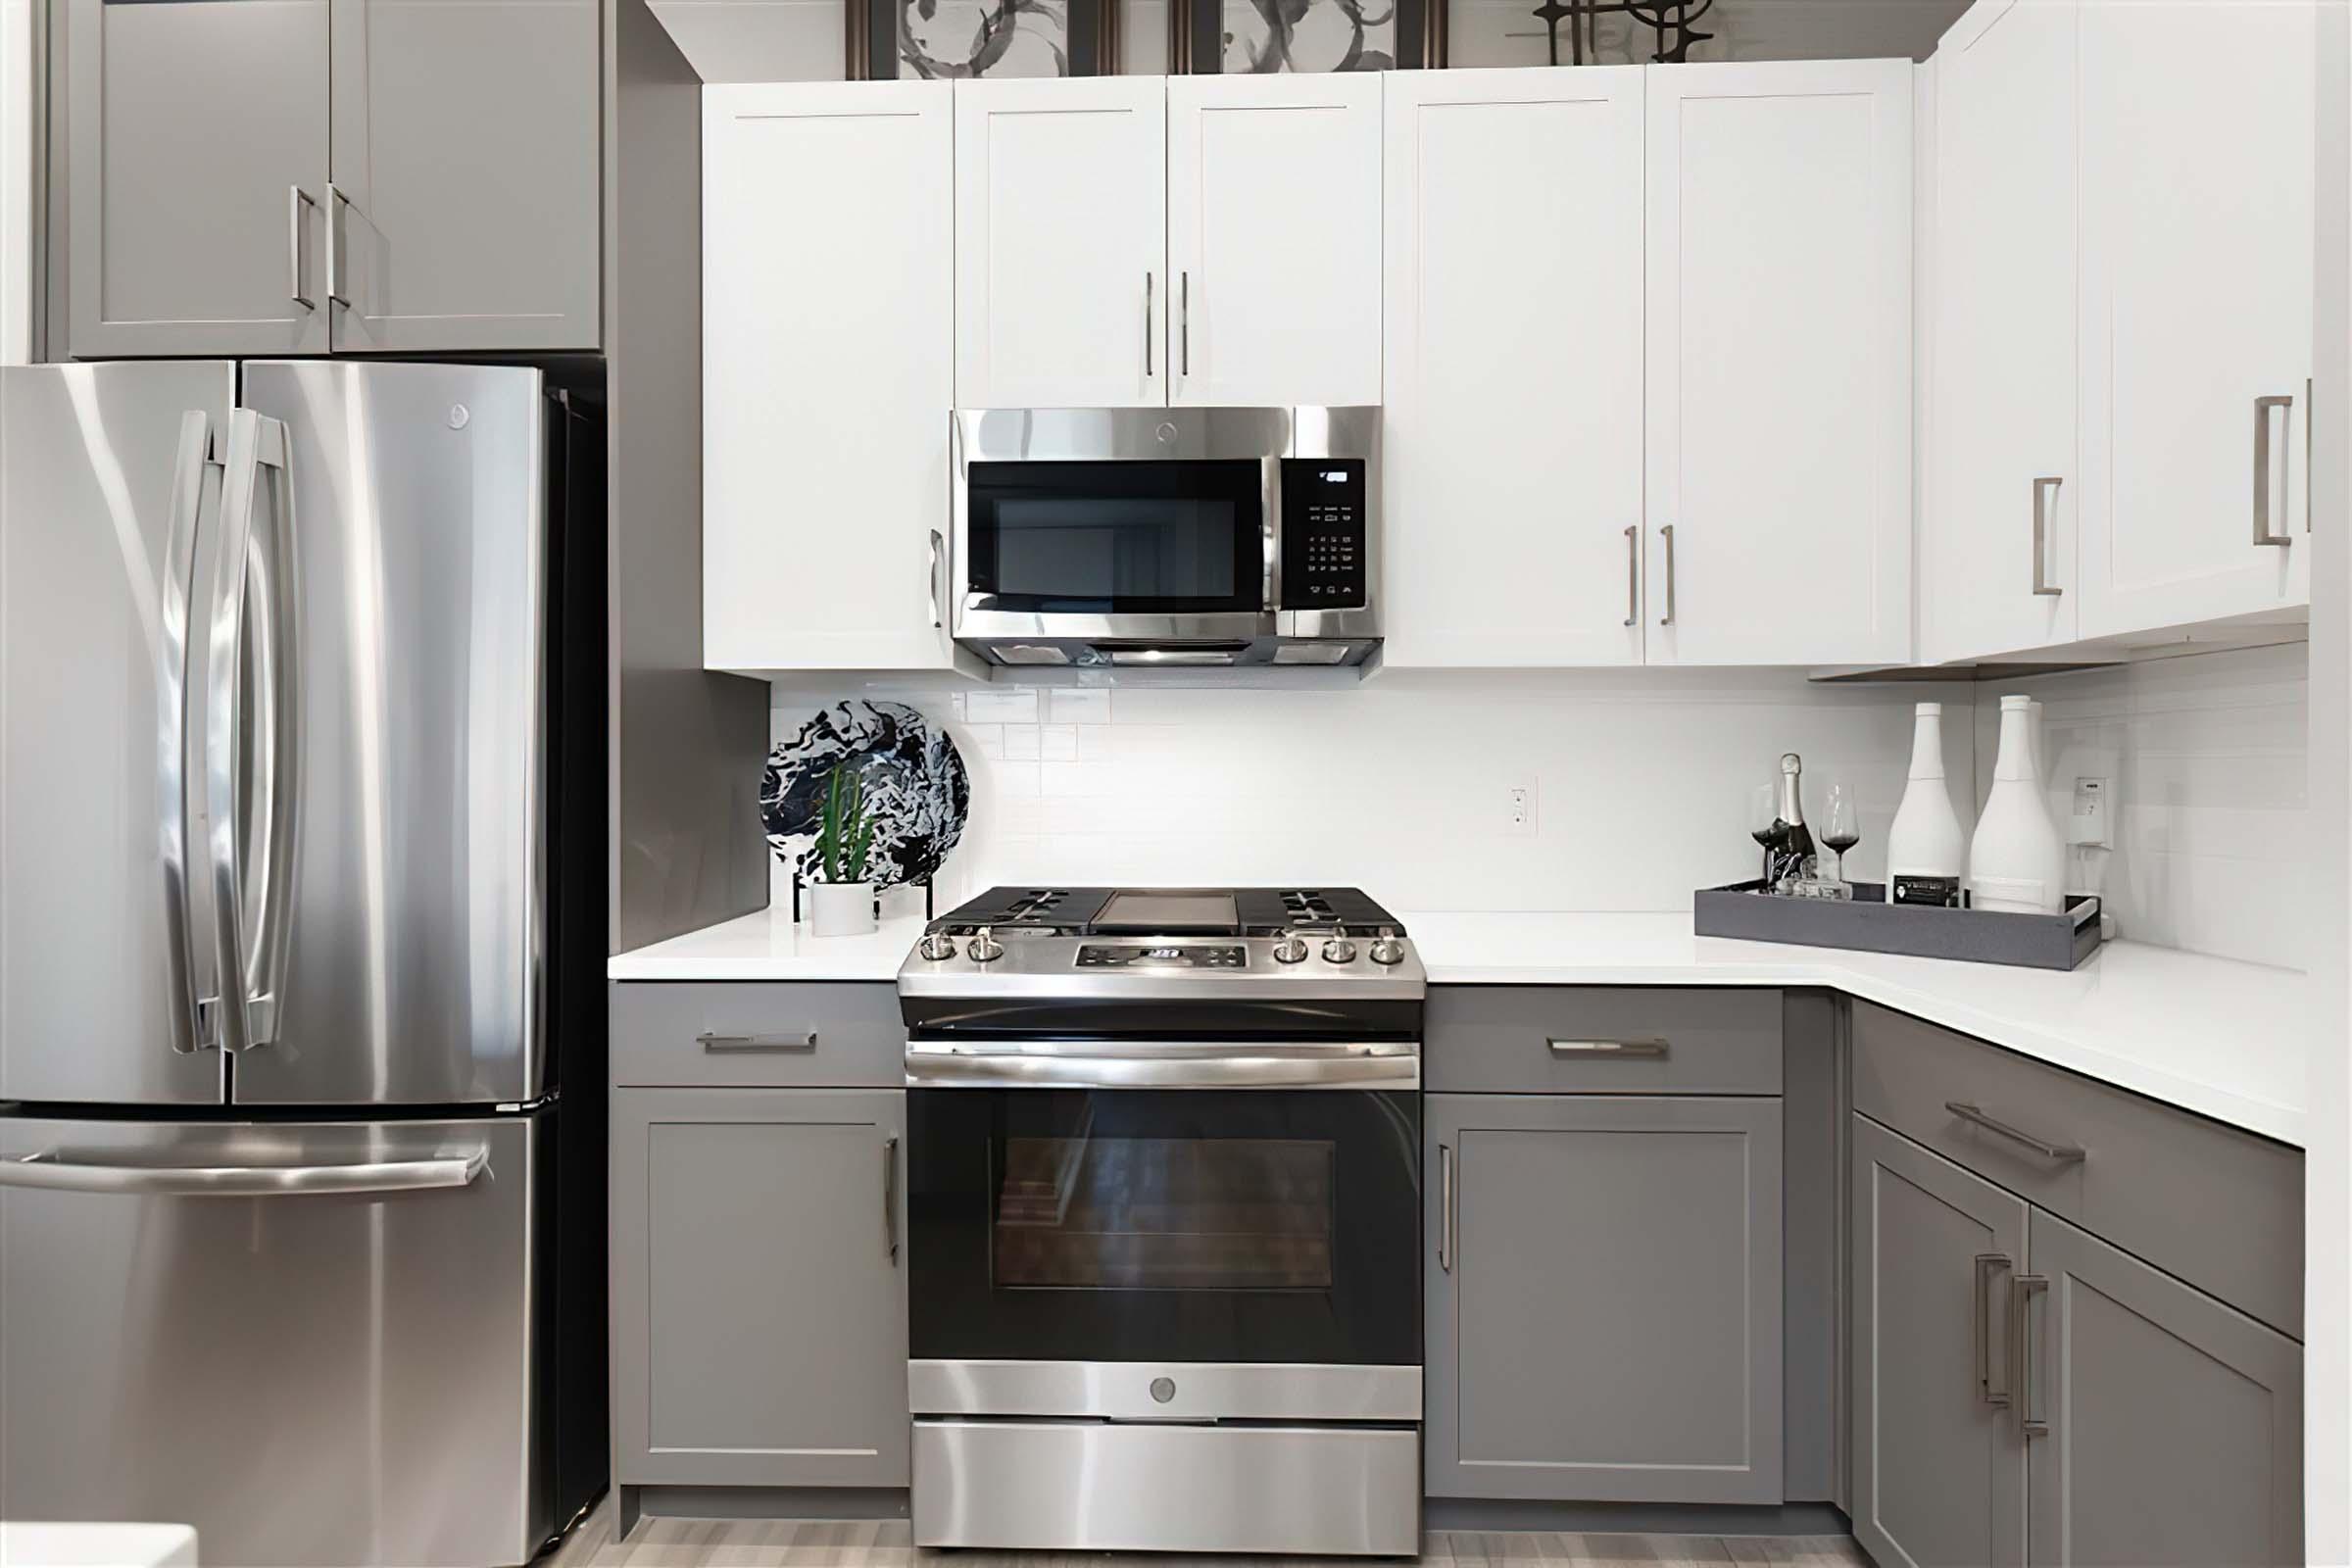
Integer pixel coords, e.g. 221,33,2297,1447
760,701,970,890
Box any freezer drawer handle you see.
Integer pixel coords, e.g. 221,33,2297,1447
0,1147,490,1197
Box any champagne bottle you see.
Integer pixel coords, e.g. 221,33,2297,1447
1772,753,1818,886
1886,703,1965,906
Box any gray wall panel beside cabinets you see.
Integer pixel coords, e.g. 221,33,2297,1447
1426,1093,1784,1505
67,0,331,357
1850,1114,2029,1568
2024,1209,2302,1568
328,0,602,352
612,1088,908,1489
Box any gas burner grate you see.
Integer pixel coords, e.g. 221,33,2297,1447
1279,890,1341,925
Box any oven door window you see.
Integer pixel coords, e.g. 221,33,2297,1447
908,1089,1420,1366
964,460,1266,614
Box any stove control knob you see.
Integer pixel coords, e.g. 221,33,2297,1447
1369,927,1407,966
1271,932,1310,964
966,926,1004,963
918,931,957,962
1321,937,1359,965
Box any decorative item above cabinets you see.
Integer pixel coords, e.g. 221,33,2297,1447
953,74,1384,410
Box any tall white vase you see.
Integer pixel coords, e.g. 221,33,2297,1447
1969,696,2067,915
1886,703,1966,906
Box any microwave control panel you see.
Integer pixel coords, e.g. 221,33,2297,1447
1279,459,1368,610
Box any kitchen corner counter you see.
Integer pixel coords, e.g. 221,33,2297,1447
608,906,2310,1147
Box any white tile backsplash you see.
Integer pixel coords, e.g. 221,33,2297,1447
768,670,1975,914
1971,641,2311,969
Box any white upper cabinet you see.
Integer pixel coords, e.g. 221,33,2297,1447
2076,0,2315,638
1922,0,2080,663
1644,60,1914,666
1166,74,1383,408
1381,67,1646,667
703,82,958,672
955,77,1167,410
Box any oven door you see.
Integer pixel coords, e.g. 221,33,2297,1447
952,409,1284,645
906,1086,1419,1417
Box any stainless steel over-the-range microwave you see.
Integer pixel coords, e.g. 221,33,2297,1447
950,406,1379,668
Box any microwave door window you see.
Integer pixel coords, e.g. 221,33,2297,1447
967,460,1263,613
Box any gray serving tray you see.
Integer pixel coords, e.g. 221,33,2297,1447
1693,880,2103,971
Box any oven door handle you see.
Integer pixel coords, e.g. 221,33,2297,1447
904,1041,1420,1090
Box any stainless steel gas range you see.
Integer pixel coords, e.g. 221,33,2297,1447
897,887,1425,1557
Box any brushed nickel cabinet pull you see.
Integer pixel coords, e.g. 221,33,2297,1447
697,1031,817,1054
884,1135,901,1263
1944,1101,2084,1163
2254,395,2294,547
287,186,317,310
1181,270,1191,377
1658,523,1677,625
1974,1252,2014,1405
1549,1038,1667,1057
2032,477,2064,596
1144,272,1154,378
1623,525,1639,627
1438,1143,1455,1274
2011,1273,2050,1437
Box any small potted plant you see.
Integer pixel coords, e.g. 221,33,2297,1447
807,765,878,937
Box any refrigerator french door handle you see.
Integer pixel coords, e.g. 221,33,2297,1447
0,1146,489,1197
204,411,296,1054
160,411,220,1054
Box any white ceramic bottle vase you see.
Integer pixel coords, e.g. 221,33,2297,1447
1886,703,1966,906
1969,695,2068,915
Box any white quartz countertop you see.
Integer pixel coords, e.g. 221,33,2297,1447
610,906,2310,1147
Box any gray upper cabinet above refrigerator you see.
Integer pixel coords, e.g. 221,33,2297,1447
326,0,602,353
66,0,332,358
57,0,601,360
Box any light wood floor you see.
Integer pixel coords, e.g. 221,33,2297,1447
559,1517,1868,1568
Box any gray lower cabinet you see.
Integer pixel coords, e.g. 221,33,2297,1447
1426,1093,1784,1504
612,1088,908,1488
2023,1209,2301,1568
326,0,602,352
67,0,332,357
1850,1115,2028,1568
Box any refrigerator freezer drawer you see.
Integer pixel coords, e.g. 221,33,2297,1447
0,1113,550,1568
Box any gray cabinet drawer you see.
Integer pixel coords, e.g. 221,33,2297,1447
1852,1001,2303,1338
1427,987,1782,1095
612,982,906,1088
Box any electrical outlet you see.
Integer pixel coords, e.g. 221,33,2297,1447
1504,782,1537,838
2068,776,2111,848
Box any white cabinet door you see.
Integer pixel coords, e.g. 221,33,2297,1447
703,83,956,672
956,76,1166,410
1166,74,1382,408
1922,0,2080,663
2077,0,2315,638
1382,67,1646,667
1644,60,1913,666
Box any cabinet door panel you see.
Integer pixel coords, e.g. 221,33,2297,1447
1382,68,1645,667
1851,1115,2028,1568
703,83,956,672
1427,1094,1782,1504
612,1088,909,1488
1166,74,1381,408
2077,0,2315,637
67,0,329,357
955,77,1165,410
328,0,601,353
1644,60,1912,666
2025,1209,2300,1568
1922,0,2079,662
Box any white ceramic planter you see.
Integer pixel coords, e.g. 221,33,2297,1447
808,881,877,937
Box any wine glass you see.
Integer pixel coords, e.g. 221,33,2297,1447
1821,781,1860,887
1746,783,1782,888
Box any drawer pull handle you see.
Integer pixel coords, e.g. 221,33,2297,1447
1973,1252,2014,1406
1438,1142,1455,1274
1944,1101,2084,1164
698,1031,817,1054
1548,1038,1668,1057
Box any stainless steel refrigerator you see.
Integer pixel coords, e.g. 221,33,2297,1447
0,360,608,1567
